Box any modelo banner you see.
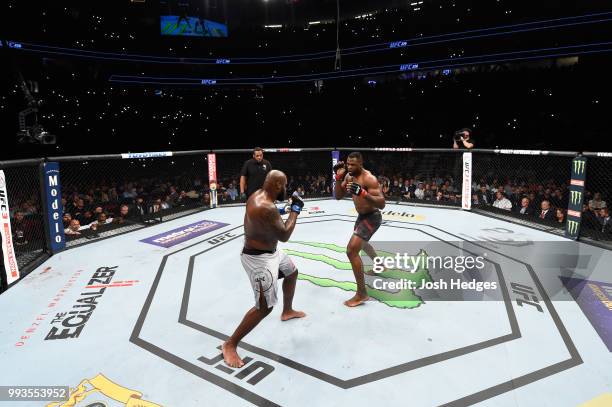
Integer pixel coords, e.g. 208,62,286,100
565,157,587,240
0,170,20,285
44,162,66,253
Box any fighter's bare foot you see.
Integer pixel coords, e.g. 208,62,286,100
281,310,306,321
344,294,369,307
222,342,244,368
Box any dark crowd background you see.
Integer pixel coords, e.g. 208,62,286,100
1,0,611,158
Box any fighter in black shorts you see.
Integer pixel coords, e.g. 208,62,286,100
334,152,386,307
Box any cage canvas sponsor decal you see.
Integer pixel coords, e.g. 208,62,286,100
561,277,612,351
349,208,425,222
46,373,161,407
140,220,229,248
44,266,134,341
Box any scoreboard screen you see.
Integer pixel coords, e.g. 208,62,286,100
160,15,228,38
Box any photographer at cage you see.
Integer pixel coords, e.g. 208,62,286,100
452,128,475,149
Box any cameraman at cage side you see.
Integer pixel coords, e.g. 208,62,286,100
240,147,272,200
452,128,475,149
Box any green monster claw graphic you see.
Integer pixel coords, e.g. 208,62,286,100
285,241,432,309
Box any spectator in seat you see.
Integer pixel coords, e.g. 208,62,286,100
81,210,95,226
73,199,86,221
134,197,148,217
493,191,512,211
65,219,82,237
219,191,232,204
390,179,401,196
555,208,566,225
227,182,238,201
414,182,425,200
113,205,131,224
445,180,455,194
93,206,104,218
430,182,439,197
149,198,164,213
20,201,38,216
515,197,533,216
90,212,113,232
509,186,522,208
582,203,600,230
11,211,32,247
528,192,540,212
589,192,607,210
477,185,492,205
552,189,565,208
381,181,391,198
167,186,179,205
537,200,555,221
400,180,411,199
599,207,611,235
423,183,433,200
62,213,73,229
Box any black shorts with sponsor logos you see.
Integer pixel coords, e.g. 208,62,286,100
353,210,382,241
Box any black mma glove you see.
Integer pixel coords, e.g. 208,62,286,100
348,182,367,197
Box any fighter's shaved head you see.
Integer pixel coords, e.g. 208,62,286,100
264,170,287,186
263,170,288,202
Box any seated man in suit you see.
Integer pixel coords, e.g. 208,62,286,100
476,185,492,206
599,207,612,235
582,202,601,230
515,197,533,216
536,200,555,221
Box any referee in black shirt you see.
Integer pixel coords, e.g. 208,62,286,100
240,147,272,199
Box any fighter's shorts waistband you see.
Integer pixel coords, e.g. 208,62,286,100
357,209,381,218
242,247,277,255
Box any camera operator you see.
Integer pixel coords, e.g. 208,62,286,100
452,128,475,149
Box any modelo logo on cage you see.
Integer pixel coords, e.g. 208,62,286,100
44,163,66,252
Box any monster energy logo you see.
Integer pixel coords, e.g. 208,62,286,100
573,160,586,175
570,190,582,206
567,220,579,235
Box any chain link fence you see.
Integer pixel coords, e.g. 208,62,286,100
214,149,333,204
470,150,577,234
338,149,464,207
53,152,211,248
0,159,49,293
581,153,612,243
